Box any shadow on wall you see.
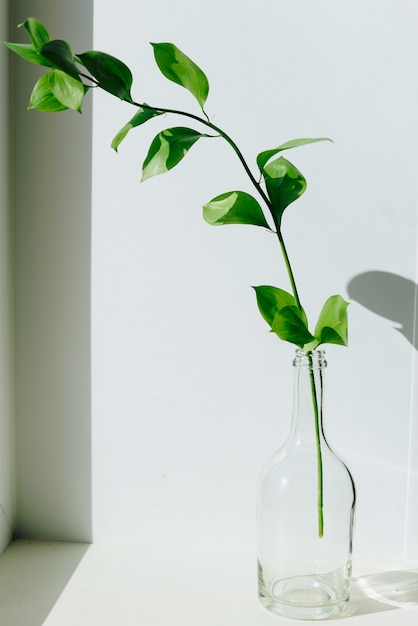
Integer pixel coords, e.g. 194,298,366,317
347,271,418,350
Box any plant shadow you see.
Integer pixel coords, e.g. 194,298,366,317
347,271,418,349
342,568,418,618
0,540,90,626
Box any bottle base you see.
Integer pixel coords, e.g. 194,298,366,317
259,574,349,620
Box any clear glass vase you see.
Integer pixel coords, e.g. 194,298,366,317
257,349,356,620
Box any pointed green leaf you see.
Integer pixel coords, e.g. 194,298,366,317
253,285,297,327
253,285,315,348
263,156,306,227
111,107,164,152
49,69,85,112
141,127,208,181
272,305,316,348
28,72,69,112
19,17,50,52
314,295,349,347
77,50,133,102
2,42,55,67
151,42,209,109
257,137,331,172
203,191,270,228
41,40,81,81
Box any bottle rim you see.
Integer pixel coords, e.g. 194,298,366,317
293,348,327,369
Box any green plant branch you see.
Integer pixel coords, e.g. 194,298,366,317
3,20,350,540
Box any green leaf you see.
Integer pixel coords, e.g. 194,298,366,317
2,42,55,67
257,137,332,171
314,294,349,347
28,72,69,112
19,17,50,52
141,127,208,181
77,50,133,102
41,40,81,81
203,191,270,228
111,107,164,152
151,42,209,109
253,285,298,327
49,69,85,112
272,305,316,348
253,285,315,348
263,156,306,227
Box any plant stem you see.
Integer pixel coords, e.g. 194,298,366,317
276,229,302,309
308,355,324,538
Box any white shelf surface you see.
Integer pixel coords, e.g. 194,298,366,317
0,540,417,625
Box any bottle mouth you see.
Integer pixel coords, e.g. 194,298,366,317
293,349,327,369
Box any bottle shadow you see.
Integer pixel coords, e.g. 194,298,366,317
347,271,418,349
343,568,418,618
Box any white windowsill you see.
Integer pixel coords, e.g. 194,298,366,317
0,540,417,625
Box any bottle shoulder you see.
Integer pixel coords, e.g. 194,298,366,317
258,442,354,488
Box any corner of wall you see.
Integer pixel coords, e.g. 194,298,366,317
0,0,16,553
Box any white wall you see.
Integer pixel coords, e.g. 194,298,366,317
9,0,418,560
0,0,15,553
91,0,418,559
12,0,93,541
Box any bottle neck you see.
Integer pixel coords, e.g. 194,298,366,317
288,350,327,445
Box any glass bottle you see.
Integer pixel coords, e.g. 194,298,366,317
257,349,356,620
